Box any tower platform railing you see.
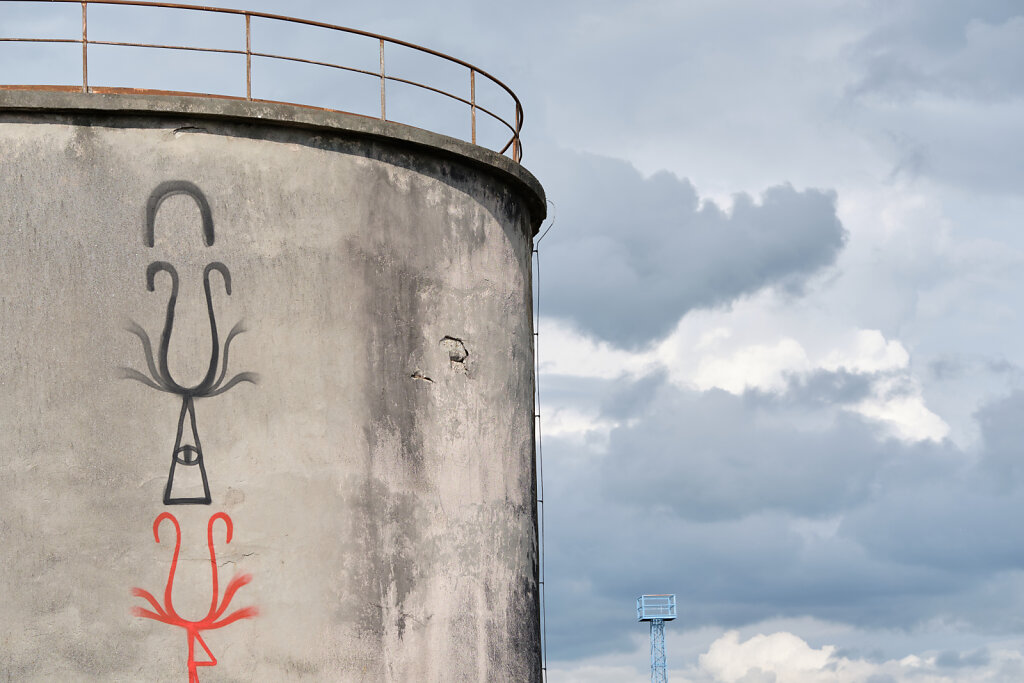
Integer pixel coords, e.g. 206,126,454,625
0,0,524,161
637,594,677,683
637,594,677,621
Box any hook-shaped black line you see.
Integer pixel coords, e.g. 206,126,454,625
196,262,232,395
147,261,185,394
144,261,233,397
145,180,215,248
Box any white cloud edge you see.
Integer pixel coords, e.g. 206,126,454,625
548,627,1023,683
537,297,950,444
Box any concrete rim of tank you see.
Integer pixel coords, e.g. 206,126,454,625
0,89,547,234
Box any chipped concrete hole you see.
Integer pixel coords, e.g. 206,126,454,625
440,336,469,373
408,337,470,384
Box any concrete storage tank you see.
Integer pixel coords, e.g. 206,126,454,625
0,3,545,680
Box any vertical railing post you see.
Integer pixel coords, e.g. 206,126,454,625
379,38,386,120
81,1,88,93
470,68,476,145
512,105,521,162
516,105,523,161
245,14,251,100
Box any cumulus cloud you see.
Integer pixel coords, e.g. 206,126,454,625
699,630,868,682
540,293,948,443
521,1,1024,677
694,630,1024,683
550,624,1024,682
851,376,950,442
536,151,847,346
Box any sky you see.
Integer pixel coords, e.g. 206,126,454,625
5,1,1024,680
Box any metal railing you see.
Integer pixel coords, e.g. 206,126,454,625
637,594,677,621
0,0,523,161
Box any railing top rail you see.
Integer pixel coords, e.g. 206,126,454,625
0,0,524,160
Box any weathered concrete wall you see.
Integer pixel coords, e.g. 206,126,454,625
0,92,543,681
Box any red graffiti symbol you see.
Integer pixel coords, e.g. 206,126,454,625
132,512,258,683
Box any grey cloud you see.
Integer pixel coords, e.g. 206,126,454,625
543,373,1024,663
598,370,667,421
976,390,1024,489
840,480,1024,575
750,369,877,409
935,648,991,669
844,4,1024,193
601,383,894,521
834,389,1024,576
544,477,959,662
928,356,966,381
987,358,1017,374
542,374,617,415
535,150,846,346
851,4,1024,102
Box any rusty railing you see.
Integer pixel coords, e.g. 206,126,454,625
0,0,524,161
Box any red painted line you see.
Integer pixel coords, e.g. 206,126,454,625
132,512,257,682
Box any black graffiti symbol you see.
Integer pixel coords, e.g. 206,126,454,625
121,182,257,505
146,180,214,248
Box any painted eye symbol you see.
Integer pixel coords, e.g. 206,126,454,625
121,182,257,506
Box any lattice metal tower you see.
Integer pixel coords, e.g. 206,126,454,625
637,594,677,683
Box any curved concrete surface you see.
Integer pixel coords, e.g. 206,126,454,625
0,91,542,681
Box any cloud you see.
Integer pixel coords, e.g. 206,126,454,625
851,8,1024,102
536,150,847,346
843,5,1024,194
540,293,948,443
602,381,898,522
541,369,1024,662
976,390,1024,489
850,377,950,442
837,390,1024,578
700,631,860,682
550,622,1024,682
695,630,1023,683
